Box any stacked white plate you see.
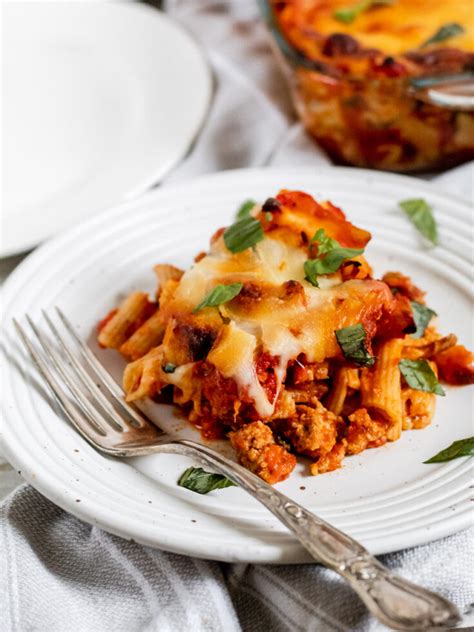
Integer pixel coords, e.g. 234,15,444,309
2,1,212,256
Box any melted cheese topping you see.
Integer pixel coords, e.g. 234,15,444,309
164,231,391,419
207,322,274,417
175,234,340,306
280,0,473,56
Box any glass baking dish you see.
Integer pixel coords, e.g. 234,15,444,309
258,0,474,172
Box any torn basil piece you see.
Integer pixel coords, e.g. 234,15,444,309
311,228,339,253
313,248,364,275
305,229,364,286
224,216,264,253
335,323,375,367
193,282,243,313
178,467,236,494
304,259,320,287
411,301,437,339
424,437,474,463
399,359,445,395
236,199,257,220
421,23,464,48
333,0,393,24
399,198,438,246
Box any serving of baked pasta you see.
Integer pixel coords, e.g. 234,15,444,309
98,190,473,484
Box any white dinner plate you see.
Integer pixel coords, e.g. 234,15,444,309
1,167,473,563
1,1,212,257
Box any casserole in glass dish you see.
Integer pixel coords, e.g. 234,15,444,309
260,0,474,172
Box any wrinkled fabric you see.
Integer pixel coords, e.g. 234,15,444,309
1,485,473,632
1,1,473,631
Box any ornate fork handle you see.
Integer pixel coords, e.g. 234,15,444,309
157,440,460,631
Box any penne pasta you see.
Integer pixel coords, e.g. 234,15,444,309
123,346,164,402
98,292,156,350
360,339,404,441
325,367,359,416
120,310,166,361
154,264,184,298
403,333,457,360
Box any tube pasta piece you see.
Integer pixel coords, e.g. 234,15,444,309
120,310,166,361
159,279,181,308
325,366,359,415
98,292,156,350
360,339,404,441
123,346,165,402
403,333,457,360
382,272,425,302
346,367,360,390
173,367,201,410
154,264,184,297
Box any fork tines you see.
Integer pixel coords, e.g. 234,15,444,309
13,308,161,450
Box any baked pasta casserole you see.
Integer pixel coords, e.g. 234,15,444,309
266,0,474,171
98,191,473,483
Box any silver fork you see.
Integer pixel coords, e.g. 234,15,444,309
13,308,461,632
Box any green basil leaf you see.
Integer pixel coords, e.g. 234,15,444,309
236,199,257,220
399,198,438,246
424,437,474,463
177,467,236,494
193,282,243,313
304,259,320,287
224,216,264,253
311,228,339,254
399,359,445,395
314,248,364,275
335,323,375,367
421,23,464,48
305,229,364,286
410,301,437,339
333,0,393,24
162,363,176,374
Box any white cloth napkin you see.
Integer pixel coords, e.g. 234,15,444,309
1,1,473,630
1,485,473,632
